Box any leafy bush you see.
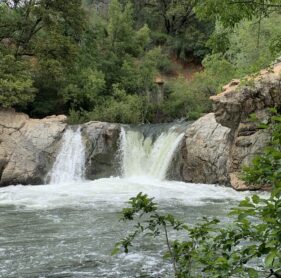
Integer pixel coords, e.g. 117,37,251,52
161,77,211,121
67,109,88,125
159,55,235,121
114,189,281,277
86,86,145,124
0,54,36,108
227,14,281,75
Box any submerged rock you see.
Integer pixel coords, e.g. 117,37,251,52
0,109,67,186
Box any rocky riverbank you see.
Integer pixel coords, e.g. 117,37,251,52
0,109,67,186
0,60,280,189
178,59,281,190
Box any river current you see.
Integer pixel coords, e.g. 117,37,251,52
0,178,250,278
0,124,251,277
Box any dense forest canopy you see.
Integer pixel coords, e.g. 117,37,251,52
0,0,281,123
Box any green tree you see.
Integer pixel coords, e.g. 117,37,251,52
130,0,213,60
66,0,162,123
0,0,85,58
0,0,86,115
0,53,36,108
196,0,281,28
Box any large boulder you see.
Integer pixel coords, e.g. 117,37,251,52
0,109,67,186
82,121,121,179
180,113,231,184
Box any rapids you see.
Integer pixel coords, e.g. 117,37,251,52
0,123,253,277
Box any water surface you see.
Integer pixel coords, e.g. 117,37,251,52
0,178,250,278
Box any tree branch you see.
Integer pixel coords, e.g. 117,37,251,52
229,0,281,8
163,222,178,276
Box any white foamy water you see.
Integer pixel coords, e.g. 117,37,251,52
0,180,257,278
0,178,250,210
0,123,260,278
47,127,85,184
120,127,184,180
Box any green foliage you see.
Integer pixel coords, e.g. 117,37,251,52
0,54,36,108
167,20,213,60
270,33,281,56
67,109,88,125
196,0,281,28
226,14,281,75
61,0,164,123
87,86,144,124
206,13,281,78
0,0,85,57
160,77,210,120
1,0,280,123
131,0,214,60
115,189,281,277
62,68,105,110
0,0,85,115
196,54,237,92
159,55,235,121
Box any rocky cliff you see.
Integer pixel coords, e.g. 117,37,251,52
179,59,281,189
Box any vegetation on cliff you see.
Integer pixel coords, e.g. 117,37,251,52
0,0,281,123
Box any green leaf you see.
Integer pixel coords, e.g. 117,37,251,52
252,195,260,204
247,268,258,278
265,250,277,268
111,243,121,256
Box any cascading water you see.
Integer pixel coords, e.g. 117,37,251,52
47,127,85,184
120,125,185,180
0,122,256,278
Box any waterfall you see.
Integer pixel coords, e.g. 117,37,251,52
120,125,185,180
47,127,85,184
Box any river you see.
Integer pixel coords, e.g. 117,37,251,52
0,124,250,277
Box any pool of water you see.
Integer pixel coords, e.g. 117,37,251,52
0,178,250,278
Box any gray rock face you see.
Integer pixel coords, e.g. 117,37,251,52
179,61,281,189
82,121,121,179
0,109,67,186
226,110,271,190
0,110,121,186
213,62,281,189
211,62,281,130
179,113,231,184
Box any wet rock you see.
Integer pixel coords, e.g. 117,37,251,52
0,109,67,186
82,121,121,179
230,172,271,191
